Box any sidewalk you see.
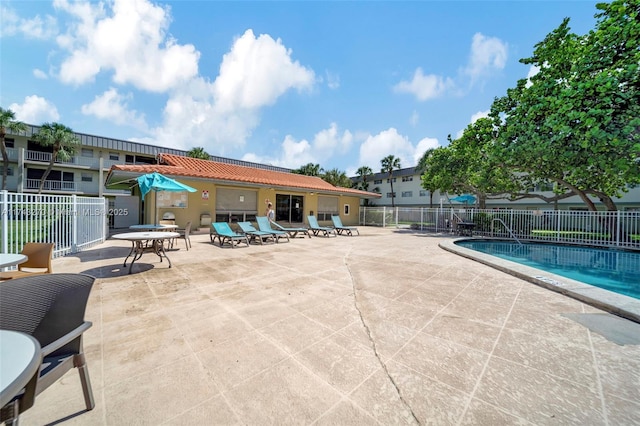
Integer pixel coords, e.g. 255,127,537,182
21,227,640,425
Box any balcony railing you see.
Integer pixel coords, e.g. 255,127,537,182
25,151,102,169
0,147,18,161
25,179,76,192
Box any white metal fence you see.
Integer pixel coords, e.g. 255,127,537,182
359,206,640,250
1,191,108,258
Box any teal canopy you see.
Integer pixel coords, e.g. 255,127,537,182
450,194,477,205
137,172,196,199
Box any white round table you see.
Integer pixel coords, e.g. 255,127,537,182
0,254,28,269
112,232,180,274
0,330,41,408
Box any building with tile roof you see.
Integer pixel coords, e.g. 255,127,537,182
106,153,380,228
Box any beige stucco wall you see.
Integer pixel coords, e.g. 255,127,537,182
143,179,365,228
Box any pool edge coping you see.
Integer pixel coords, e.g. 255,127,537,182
439,238,640,324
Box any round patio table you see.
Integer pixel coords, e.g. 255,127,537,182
0,330,41,410
0,254,28,269
112,232,179,274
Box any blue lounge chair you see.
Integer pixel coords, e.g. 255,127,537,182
210,222,249,248
307,215,337,237
331,215,359,236
255,216,297,240
237,221,279,244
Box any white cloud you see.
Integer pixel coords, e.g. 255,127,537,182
358,128,416,171
413,137,440,165
463,33,508,82
0,6,58,40
455,109,490,138
9,95,60,123
525,65,540,88
393,68,454,101
143,29,315,153
241,123,352,169
213,29,315,112
325,70,340,90
410,110,419,126
33,69,48,79
81,88,147,131
54,0,200,91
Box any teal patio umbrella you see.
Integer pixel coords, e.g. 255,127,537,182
137,172,197,224
450,194,477,205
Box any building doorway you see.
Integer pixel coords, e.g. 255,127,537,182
275,194,304,223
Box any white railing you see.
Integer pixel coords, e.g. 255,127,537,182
24,150,101,168
1,191,107,258
359,206,640,250
25,179,77,192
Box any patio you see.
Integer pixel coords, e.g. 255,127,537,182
20,227,640,425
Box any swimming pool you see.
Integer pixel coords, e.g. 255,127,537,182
454,240,640,300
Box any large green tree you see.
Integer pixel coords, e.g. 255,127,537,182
419,118,519,209
186,147,210,159
32,123,80,193
490,0,640,212
0,108,27,190
380,155,401,208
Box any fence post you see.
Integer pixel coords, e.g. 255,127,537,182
383,207,386,228
420,208,424,231
1,190,7,253
72,194,78,253
616,210,621,247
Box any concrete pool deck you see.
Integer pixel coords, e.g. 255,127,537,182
440,239,640,325
20,226,640,425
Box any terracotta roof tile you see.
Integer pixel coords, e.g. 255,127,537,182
108,154,380,198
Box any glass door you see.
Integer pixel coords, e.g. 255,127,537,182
275,194,304,223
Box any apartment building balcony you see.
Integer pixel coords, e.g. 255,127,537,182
24,150,98,169
25,178,77,193
1,148,121,170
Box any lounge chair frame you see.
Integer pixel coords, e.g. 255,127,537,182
210,222,250,248
331,215,360,236
307,215,337,237
255,217,294,241
237,221,282,244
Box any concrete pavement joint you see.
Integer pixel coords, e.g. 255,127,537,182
342,248,421,426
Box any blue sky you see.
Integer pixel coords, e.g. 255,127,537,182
1,0,601,175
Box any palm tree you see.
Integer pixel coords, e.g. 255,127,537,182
381,154,401,207
32,123,80,193
187,147,210,159
293,163,323,176
355,166,373,191
0,107,27,190
322,168,352,188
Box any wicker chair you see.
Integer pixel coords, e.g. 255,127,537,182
0,274,96,424
0,243,54,280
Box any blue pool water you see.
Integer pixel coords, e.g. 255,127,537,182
454,240,640,300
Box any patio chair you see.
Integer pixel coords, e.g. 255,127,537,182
210,222,249,248
307,215,337,237
255,217,292,242
0,273,96,424
331,215,360,236
237,221,279,244
174,221,192,250
0,242,54,280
